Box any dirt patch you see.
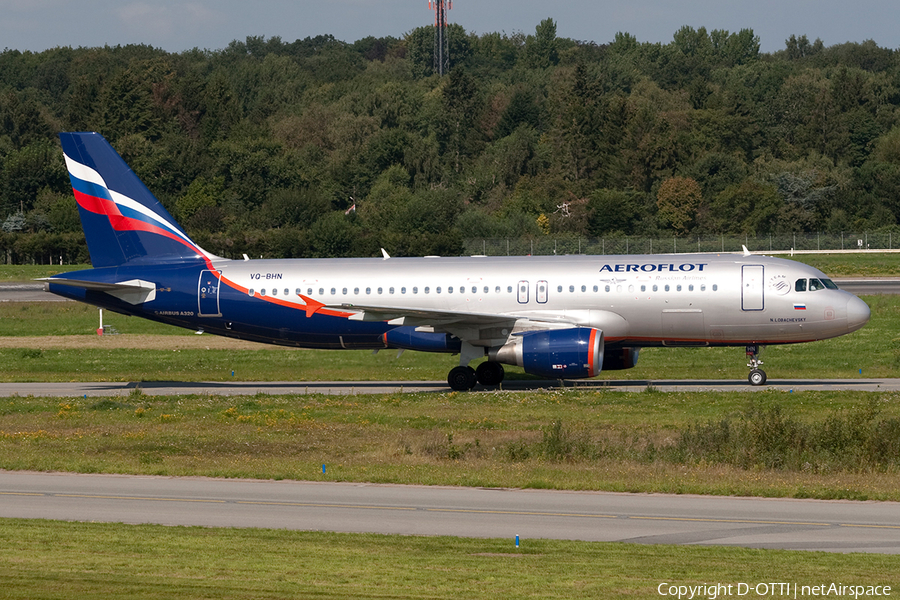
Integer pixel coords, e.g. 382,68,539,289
0,335,296,351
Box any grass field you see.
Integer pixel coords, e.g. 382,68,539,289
3,253,899,281
769,252,900,277
2,389,899,500
0,291,894,382
2,519,895,600
2,260,898,594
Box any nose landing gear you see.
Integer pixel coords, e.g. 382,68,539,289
746,345,766,386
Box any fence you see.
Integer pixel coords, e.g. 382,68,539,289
464,232,897,256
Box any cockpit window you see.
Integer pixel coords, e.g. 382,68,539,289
796,278,838,292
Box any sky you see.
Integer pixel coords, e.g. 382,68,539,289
0,0,897,55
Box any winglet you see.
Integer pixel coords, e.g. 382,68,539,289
381,248,390,260
742,245,752,257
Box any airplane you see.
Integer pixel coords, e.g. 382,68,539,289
44,132,871,390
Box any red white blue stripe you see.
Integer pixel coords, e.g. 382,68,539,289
63,153,209,259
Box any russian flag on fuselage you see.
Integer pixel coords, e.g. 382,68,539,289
60,132,208,268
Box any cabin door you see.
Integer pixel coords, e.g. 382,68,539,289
198,270,222,317
741,265,764,311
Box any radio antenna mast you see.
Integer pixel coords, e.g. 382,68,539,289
428,0,452,75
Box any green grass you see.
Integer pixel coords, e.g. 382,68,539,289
768,252,900,277
0,519,895,600
2,255,898,281
0,292,893,382
0,264,87,281
3,390,900,500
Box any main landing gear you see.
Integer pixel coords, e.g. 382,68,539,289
746,344,767,386
447,361,505,391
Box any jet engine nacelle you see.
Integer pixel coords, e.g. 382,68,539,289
489,327,603,379
602,346,639,370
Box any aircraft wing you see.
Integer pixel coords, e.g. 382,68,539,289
327,300,521,328
298,294,588,351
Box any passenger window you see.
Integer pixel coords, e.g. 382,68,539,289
261,289,267,296
472,286,477,294
641,285,646,292
436,287,441,294
507,286,513,293
581,285,586,292
448,287,453,294
284,288,289,296
795,279,807,292
342,288,348,295
665,285,670,292
593,285,598,292
366,287,371,295
401,287,407,294
700,284,706,292
330,288,336,295
605,285,610,292
688,285,694,292
712,284,718,291
271,288,277,296
558,285,564,293
484,286,489,294
424,287,430,294
653,285,658,292
319,288,324,295
377,287,383,294
249,288,255,296
495,286,501,293
295,288,301,295
676,285,682,292
354,287,359,295
389,287,395,294
628,285,634,293
569,285,575,293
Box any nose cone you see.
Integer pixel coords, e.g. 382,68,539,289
846,295,870,333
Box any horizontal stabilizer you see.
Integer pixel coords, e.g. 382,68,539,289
40,278,157,305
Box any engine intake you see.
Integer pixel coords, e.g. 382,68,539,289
489,327,603,379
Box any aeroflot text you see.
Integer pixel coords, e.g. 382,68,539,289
599,263,708,273
657,582,891,599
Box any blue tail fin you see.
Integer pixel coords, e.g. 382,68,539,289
59,132,211,267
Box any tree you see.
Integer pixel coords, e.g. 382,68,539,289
710,179,781,234
588,189,643,235
522,18,559,69
440,67,483,172
656,176,702,233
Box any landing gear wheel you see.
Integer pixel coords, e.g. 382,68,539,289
748,368,767,386
448,366,477,391
745,344,766,386
475,362,505,386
